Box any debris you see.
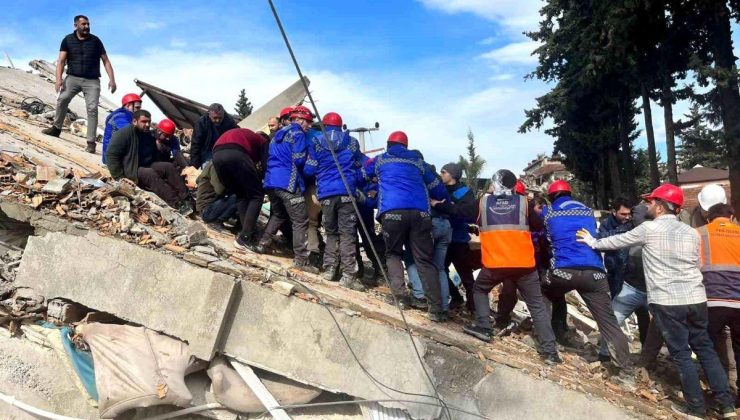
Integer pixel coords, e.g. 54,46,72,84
46,299,86,324
638,389,658,403
41,178,71,194
183,251,220,267
271,281,295,297
164,244,187,254
35,166,57,181
208,260,249,277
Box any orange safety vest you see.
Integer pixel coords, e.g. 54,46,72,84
478,194,535,269
696,218,740,273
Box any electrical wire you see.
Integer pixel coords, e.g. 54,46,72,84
266,1,454,419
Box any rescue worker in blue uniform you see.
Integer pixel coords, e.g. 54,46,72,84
541,180,633,370
102,93,141,164
258,105,317,274
304,112,366,291
364,131,449,322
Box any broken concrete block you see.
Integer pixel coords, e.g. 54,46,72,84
208,260,249,277
193,245,217,256
184,251,220,267
271,281,295,297
41,178,71,194
16,231,237,360
186,222,208,245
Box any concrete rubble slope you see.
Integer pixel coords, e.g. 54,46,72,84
15,231,237,360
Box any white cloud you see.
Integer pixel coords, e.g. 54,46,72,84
480,41,539,65
141,21,165,31
417,0,542,33
478,37,495,46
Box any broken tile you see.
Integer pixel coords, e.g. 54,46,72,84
36,166,57,181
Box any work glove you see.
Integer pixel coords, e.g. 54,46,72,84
576,228,597,249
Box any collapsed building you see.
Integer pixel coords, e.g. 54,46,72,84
0,62,684,419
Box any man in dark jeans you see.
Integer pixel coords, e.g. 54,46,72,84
598,196,634,298
43,15,117,153
195,161,238,229
106,110,190,212
579,184,735,419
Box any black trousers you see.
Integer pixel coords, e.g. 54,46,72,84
321,196,357,275
708,306,740,391
381,210,442,312
356,205,384,274
475,268,558,355
543,268,633,368
262,189,309,261
445,242,479,312
212,147,263,241
137,161,188,207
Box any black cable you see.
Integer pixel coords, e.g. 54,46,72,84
265,1,453,419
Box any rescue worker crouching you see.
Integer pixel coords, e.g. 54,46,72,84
154,118,189,171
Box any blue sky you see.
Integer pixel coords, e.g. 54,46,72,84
1,0,708,174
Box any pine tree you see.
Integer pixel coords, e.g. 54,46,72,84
234,89,253,120
676,105,728,170
457,129,486,198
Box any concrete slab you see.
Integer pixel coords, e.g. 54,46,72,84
15,231,237,360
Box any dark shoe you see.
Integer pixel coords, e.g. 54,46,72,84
542,353,563,365
385,294,412,310
42,126,61,137
361,265,376,280
321,266,338,282
463,324,493,342
671,403,706,420
308,251,322,269
710,405,737,419
597,353,611,363
85,143,96,154
233,235,258,252
493,320,518,337
449,296,464,311
293,259,320,274
410,296,428,310
428,311,449,322
206,221,226,233
340,274,366,292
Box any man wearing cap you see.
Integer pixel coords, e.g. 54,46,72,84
578,184,735,418
364,131,448,321
430,162,479,312
463,169,562,365
153,119,188,171
102,93,142,165
190,103,238,169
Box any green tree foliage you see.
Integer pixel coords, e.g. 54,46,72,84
457,129,486,198
676,105,728,170
234,89,253,120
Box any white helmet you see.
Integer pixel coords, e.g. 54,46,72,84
698,184,727,211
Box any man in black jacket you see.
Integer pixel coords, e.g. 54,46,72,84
106,110,189,212
431,163,480,313
190,103,238,169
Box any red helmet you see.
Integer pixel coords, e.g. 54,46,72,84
158,119,176,136
547,180,571,195
291,105,314,121
121,93,142,106
279,106,294,119
387,131,408,147
322,112,342,127
515,180,526,196
642,183,684,208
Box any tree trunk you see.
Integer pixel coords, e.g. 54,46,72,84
607,147,622,203
618,94,637,199
661,83,679,184
707,0,740,215
641,84,661,189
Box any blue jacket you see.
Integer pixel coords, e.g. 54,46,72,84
598,214,632,280
264,123,309,193
365,144,446,217
102,107,133,164
542,196,604,271
303,126,365,199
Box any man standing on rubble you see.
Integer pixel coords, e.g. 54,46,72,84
364,131,448,322
541,180,633,370
102,93,141,165
190,103,238,169
258,105,318,274
106,110,191,214
43,15,117,154
462,169,562,364
577,184,736,419
212,128,269,250
303,112,366,291
599,197,634,298
431,162,479,313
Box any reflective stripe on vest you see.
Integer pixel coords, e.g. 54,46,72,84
697,220,740,273
478,194,535,269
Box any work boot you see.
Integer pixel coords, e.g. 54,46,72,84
42,126,61,137
321,265,338,282
293,259,320,275
85,143,96,154
233,234,258,253
542,353,563,366
340,273,366,292
428,310,449,323
710,404,738,419
385,294,412,310
463,324,493,342
494,320,519,337
409,296,428,310
308,251,322,270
